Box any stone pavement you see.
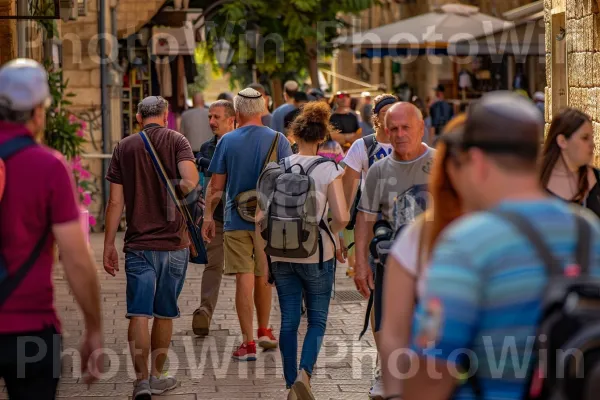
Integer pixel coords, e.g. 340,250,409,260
26,233,377,399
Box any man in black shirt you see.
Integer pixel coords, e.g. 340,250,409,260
192,99,235,336
330,91,362,151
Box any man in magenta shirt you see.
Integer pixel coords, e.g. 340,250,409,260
0,59,103,399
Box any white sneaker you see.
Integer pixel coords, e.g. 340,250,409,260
368,368,385,400
149,375,178,395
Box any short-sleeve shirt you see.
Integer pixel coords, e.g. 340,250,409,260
268,155,343,264
390,218,426,297
317,140,345,164
411,200,600,400
342,137,393,180
261,113,273,129
430,100,454,134
357,145,434,228
271,104,296,134
180,107,213,152
0,122,80,334
106,123,195,252
208,125,292,232
330,112,360,135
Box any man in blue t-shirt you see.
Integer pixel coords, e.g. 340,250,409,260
391,92,600,400
271,80,298,134
202,88,292,362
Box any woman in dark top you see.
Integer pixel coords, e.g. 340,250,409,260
540,108,600,217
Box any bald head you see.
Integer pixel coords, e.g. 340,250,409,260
283,80,299,103
385,102,425,160
193,93,205,108
385,102,423,125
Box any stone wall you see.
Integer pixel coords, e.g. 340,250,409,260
544,0,600,160
60,0,166,226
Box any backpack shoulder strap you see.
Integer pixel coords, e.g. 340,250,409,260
306,157,338,176
263,132,280,170
363,134,378,160
490,210,563,276
0,136,36,160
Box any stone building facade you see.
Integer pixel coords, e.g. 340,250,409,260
543,0,600,159
335,0,537,98
0,0,166,225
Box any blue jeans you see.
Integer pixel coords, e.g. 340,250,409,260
272,259,335,388
124,248,189,319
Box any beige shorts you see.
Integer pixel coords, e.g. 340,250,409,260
223,230,264,276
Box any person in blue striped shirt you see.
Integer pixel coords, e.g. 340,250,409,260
391,92,600,400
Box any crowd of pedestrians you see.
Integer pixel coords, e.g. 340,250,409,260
4,58,600,400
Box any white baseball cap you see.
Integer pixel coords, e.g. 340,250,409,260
0,59,51,111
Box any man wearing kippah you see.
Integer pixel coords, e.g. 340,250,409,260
202,88,293,361
0,59,103,398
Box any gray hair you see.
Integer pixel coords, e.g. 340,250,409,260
209,100,235,118
137,96,168,119
233,94,265,117
0,105,33,124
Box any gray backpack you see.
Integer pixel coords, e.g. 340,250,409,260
258,157,337,281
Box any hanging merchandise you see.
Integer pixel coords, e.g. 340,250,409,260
152,22,195,56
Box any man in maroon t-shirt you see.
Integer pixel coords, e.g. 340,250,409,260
0,59,103,399
104,96,198,399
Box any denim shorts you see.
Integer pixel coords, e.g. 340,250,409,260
124,248,189,319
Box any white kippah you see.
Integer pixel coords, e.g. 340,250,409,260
238,88,262,99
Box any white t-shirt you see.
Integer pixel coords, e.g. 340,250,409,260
390,219,426,297
269,155,344,264
342,137,393,180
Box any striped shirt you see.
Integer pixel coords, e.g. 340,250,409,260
411,199,600,400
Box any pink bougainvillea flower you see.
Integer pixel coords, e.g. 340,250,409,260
89,215,96,227
77,129,85,138
68,114,77,123
80,169,91,179
81,121,87,130
82,192,92,206
78,186,84,194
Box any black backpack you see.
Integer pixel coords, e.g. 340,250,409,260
471,209,600,400
346,134,378,230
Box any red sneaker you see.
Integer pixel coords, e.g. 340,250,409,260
257,328,279,350
232,341,257,361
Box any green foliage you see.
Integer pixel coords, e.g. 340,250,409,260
206,0,373,84
29,0,59,38
44,64,85,160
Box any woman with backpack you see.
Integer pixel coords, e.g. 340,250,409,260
540,108,600,218
256,102,349,400
379,115,467,398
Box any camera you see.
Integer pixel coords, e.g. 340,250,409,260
369,220,394,261
196,156,211,171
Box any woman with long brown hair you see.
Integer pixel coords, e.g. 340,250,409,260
379,115,467,398
541,108,600,217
